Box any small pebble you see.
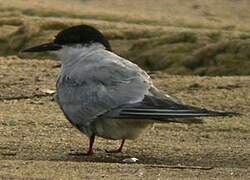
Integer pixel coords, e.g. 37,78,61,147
122,157,139,163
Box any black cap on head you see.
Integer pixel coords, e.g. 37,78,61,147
54,25,111,51
22,24,111,52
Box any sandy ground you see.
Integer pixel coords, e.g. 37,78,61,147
0,57,249,179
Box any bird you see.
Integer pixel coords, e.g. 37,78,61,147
22,24,238,155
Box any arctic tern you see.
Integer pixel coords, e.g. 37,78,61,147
23,25,238,155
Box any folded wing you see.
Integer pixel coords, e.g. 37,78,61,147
112,87,238,122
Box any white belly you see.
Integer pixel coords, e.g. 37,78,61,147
91,118,154,140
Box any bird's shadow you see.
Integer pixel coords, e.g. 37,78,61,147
1,147,249,169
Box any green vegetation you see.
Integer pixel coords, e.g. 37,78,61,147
128,32,250,75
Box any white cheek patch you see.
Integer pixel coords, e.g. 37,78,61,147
52,43,106,63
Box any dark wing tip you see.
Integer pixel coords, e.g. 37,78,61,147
213,111,241,117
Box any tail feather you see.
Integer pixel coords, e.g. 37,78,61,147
120,109,237,118
118,108,239,122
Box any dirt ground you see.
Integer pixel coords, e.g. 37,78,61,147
0,57,249,179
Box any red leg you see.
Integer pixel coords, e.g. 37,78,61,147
105,139,125,153
84,135,95,156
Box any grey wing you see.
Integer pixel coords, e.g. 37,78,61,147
56,55,152,132
112,85,238,121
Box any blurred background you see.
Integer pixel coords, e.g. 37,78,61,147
1,0,250,75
